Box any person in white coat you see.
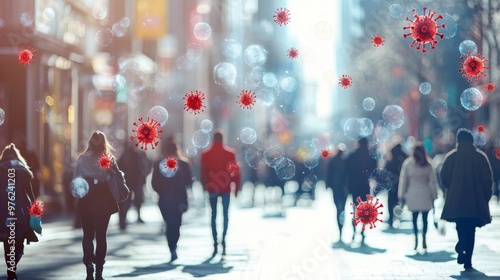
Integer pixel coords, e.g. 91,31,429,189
398,144,438,251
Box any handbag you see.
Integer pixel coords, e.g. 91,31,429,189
108,162,130,203
30,215,42,235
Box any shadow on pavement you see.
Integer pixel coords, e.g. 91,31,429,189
450,268,500,279
343,243,387,255
113,262,178,278
380,226,414,235
404,250,454,262
182,257,234,278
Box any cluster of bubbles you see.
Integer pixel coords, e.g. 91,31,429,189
194,22,212,41
71,177,89,198
459,40,478,56
429,99,448,118
362,98,376,111
243,144,296,180
240,127,257,144
460,87,483,111
192,130,211,149
382,105,405,130
159,158,177,178
419,82,432,95
147,106,169,127
343,118,375,141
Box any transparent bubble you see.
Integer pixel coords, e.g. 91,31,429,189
304,156,320,170
71,177,89,198
120,17,131,27
93,6,107,20
442,13,457,39
0,19,5,29
372,123,390,144
299,141,319,170
362,97,376,111
280,76,298,93
112,74,127,91
256,87,276,106
274,157,296,180
357,118,374,137
314,21,333,40
302,173,318,192
185,146,198,158
473,131,488,147
213,62,237,86
20,12,33,27
34,100,45,112
147,106,169,127
369,144,384,160
245,67,265,90
112,22,128,37
245,145,264,169
176,56,195,71
300,46,316,62
369,168,394,195
393,205,403,217
192,130,211,149
200,119,213,133
264,146,285,167
222,38,242,59
429,99,448,118
95,28,113,47
382,105,405,130
43,7,56,21
0,108,5,125
240,127,257,144
344,118,361,141
460,87,483,111
338,210,345,225
389,4,404,18
459,40,478,56
159,158,177,178
419,82,431,95
186,43,203,62
194,22,212,41
115,129,126,140
263,72,278,88
244,45,268,67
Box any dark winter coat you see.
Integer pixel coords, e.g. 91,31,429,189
440,143,493,227
326,152,347,201
344,145,377,200
0,159,38,244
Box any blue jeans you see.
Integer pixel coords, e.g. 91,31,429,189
209,193,230,244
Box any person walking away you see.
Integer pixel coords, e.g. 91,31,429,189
201,131,241,256
0,144,39,280
325,144,347,242
440,129,493,270
73,131,121,280
152,139,192,262
384,143,408,228
398,144,438,251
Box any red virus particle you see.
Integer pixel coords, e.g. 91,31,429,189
273,7,291,27
287,47,299,59
130,117,163,150
183,90,206,114
227,162,239,177
458,51,490,82
350,194,383,230
339,75,353,89
495,147,500,160
236,90,256,109
164,156,178,171
28,201,44,217
17,46,35,66
98,152,114,169
403,7,445,53
485,82,496,93
476,124,485,133
320,149,331,159
371,34,385,47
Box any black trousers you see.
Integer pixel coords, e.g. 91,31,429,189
455,218,480,266
209,193,230,244
80,213,111,265
163,210,182,252
412,211,429,236
3,239,24,272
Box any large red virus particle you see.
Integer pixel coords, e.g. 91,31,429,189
350,194,383,230
287,47,299,59
98,152,114,169
476,124,485,133
28,201,44,217
339,75,353,89
459,51,490,82
273,7,291,27
164,156,178,171
227,161,239,177
236,90,256,109
130,117,163,150
485,82,496,93
183,90,206,114
371,34,385,47
403,7,445,53
320,149,331,159
17,46,35,66
495,147,500,160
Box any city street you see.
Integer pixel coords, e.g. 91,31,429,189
9,184,500,280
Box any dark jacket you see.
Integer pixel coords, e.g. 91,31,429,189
440,143,493,227
0,159,38,244
152,159,192,216
344,145,377,199
118,147,151,190
326,151,347,200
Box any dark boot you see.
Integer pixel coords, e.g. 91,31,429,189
95,263,104,280
169,249,178,263
414,235,418,250
85,262,94,280
221,240,226,256
7,270,17,280
211,243,218,258
422,235,427,250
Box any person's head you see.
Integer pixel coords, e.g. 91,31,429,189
0,143,30,168
164,137,179,157
413,144,429,166
456,128,474,145
82,131,114,156
391,143,402,156
213,130,223,143
357,137,368,147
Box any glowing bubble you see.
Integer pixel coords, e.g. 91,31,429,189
274,157,295,180
147,106,169,127
95,28,113,47
194,22,212,41
344,118,361,141
302,173,318,192
441,13,457,39
112,22,128,37
120,17,130,27
460,87,483,111
389,4,404,18
459,40,478,56
245,67,265,90
362,98,376,111
185,146,198,158
263,72,278,87
473,131,488,147
112,75,126,91
382,105,405,130
70,177,89,198
200,119,213,133
20,12,33,26
280,76,297,93
43,7,56,21
0,19,5,29
314,21,333,40
369,168,394,195
213,62,237,85
187,43,203,62
429,99,448,118
34,100,45,112
0,108,5,125
93,6,107,20
244,45,268,67
393,205,403,217
256,88,276,106
357,118,374,137
240,127,257,144
245,145,264,169
419,82,432,95
176,56,195,71
264,146,285,167
222,38,242,59
369,144,384,160
159,158,178,178
373,124,391,144
299,140,319,169
191,130,211,149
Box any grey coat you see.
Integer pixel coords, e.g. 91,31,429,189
398,158,438,212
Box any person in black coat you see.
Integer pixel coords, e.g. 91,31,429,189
0,143,38,280
384,143,408,228
326,144,347,242
152,139,192,263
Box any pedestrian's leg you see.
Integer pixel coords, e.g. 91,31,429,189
462,218,476,269
94,214,111,280
455,219,466,265
412,212,419,250
387,190,397,227
134,187,145,223
165,211,181,262
422,211,429,249
209,194,219,256
118,195,132,230
221,193,231,255
334,197,345,242
80,213,96,279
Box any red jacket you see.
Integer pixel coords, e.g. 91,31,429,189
200,142,241,194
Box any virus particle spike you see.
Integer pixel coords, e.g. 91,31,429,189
236,90,256,109
458,51,490,82
339,74,353,89
371,34,385,47
403,7,445,53
476,124,485,133
227,161,239,177
485,82,496,93
350,194,384,230
164,156,178,171
130,117,163,150
183,90,206,115
98,152,114,169
17,46,35,66
320,149,331,159
273,7,291,27
287,47,299,59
